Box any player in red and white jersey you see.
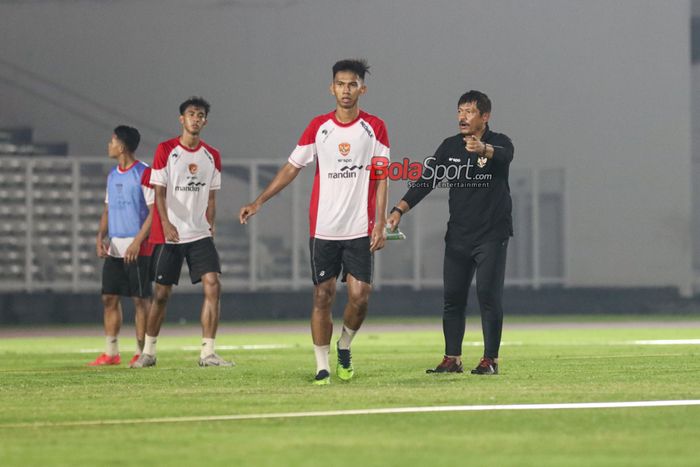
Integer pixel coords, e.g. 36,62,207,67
131,97,233,369
240,59,389,384
288,108,390,240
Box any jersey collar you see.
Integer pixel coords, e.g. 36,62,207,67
177,139,203,152
116,160,138,174
331,110,363,128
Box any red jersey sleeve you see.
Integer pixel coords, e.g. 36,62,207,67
140,167,155,205
150,142,170,187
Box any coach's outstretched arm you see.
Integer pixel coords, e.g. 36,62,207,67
239,162,302,224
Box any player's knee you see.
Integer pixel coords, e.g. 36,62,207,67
313,282,335,308
348,287,369,310
101,294,119,310
154,286,172,305
132,297,150,308
202,274,220,296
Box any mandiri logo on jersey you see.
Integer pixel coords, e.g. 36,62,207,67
175,163,206,192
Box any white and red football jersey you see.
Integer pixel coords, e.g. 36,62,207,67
289,110,390,240
149,137,221,244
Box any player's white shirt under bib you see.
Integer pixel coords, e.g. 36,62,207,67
288,111,390,240
109,237,136,258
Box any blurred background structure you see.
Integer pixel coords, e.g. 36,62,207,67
0,0,698,322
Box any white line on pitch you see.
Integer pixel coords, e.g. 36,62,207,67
627,339,700,345
77,344,294,353
180,344,295,351
3,400,700,429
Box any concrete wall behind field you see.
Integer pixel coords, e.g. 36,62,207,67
0,0,692,291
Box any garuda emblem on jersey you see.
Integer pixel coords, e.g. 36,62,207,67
338,142,351,157
476,156,488,168
188,163,198,175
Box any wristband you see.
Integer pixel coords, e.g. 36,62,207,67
390,206,404,216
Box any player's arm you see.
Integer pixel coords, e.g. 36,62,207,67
370,177,388,252
124,205,153,264
96,203,109,258
206,190,216,236
239,162,301,224
155,185,179,242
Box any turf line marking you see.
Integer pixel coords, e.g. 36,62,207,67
77,344,294,353
628,339,700,345
180,344,294,351
4,400,700,429
548,353,686,360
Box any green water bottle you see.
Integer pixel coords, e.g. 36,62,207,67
385,226,406,241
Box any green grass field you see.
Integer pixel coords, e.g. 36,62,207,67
1,317,699,466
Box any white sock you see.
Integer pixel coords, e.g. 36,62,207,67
337,325,357,350
105,336,119,356
143,335,157,356
201,338,215,358
313,344,330,374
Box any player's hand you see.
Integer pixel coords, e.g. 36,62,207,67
124,241,140,264
465,135,486,154
239,202,260,224
209,224,216,237
96,237,109,258
163,221,180,243
370,223,387,252
387,211,402,232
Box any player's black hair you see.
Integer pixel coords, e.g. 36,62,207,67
332,59,370,81
179,96,211,117
113,125,141,153
458,90,492,115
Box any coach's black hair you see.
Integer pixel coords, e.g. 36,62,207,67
332,59,370,81
113,125,141,153
179,96,211,117
458,90,492,115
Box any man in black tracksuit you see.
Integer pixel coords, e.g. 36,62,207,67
387,90,513,375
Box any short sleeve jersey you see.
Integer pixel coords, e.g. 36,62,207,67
105,161,155,257
149,137,221,244
288,110,390,240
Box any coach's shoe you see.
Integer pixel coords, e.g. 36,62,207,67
312,369,330,385
336,344,354,381
129,354,141,366
199,353,235,367
129,353,156,368
88,353,121,366
470,357,498,375
426,356,463,373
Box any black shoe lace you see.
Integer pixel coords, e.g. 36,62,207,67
337,348,352,369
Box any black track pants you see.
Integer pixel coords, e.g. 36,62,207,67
442,239,508,358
